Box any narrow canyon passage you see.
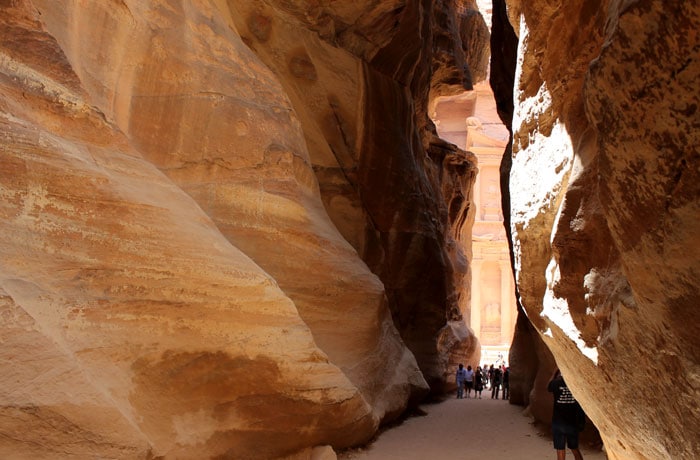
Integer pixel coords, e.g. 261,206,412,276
1,1,698,458
340,397,606,460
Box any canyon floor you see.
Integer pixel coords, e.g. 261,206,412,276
339,392,608,460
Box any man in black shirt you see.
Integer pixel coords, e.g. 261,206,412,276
502,366,510,400
547,369,584,460
490,365,502,399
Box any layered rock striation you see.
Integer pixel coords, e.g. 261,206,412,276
1,0,484,458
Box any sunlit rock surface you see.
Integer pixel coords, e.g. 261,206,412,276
0,0,482,458
224,0,484,393
495,1,700,459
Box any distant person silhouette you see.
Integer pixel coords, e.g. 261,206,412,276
490,365,502,399
456,364,467,399
548,369,585,460
502,366,510,400
465,365,475,398
474,366,484,398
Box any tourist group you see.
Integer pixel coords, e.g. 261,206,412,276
455,363,510,400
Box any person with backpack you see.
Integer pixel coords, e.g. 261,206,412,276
548,368,585,460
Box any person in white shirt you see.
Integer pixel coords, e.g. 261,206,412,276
455,364,468,399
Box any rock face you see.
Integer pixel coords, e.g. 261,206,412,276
223,0,485,392
0,0,483,458
493,1,700,459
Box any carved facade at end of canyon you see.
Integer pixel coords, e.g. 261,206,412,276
0,0,698,459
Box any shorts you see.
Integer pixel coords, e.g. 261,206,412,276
466,381,474,389
552,421,579,450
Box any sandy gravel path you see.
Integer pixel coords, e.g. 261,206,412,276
339,394,607,460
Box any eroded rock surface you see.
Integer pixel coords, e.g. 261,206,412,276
495,1,700,459
225,0,484,392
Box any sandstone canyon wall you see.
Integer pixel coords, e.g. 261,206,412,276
0,0,485,458
493,1,700,459
221,0,486,393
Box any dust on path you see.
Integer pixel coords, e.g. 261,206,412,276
339,393,607,460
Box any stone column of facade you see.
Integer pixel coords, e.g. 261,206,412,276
472,157,481,219
499,259,512,346
470,258,482,339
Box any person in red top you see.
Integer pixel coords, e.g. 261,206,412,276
547,369,585,460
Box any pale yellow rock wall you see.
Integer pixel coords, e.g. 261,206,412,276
29,0,428,425
0,0,400,458
0,0,482,457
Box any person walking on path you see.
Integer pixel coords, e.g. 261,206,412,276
490,365,502,399
547,369,585,460
474,366,484,399
502,366,510,400
465,365,475,398
456,364,467,399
